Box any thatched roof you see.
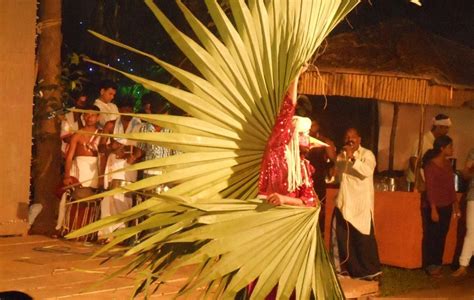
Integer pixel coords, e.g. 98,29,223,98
299,20,474,107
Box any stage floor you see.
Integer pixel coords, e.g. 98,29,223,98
0,235,377,299
0,235,196,299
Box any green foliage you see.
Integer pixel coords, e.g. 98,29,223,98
118,83,149,112
61,52,90,105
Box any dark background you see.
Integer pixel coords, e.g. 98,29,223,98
62,0,473,83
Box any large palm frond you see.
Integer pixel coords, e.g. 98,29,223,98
68,196,343,299
80,0,358,201
68,0,359,298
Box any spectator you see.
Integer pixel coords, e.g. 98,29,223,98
56,106,101,233
94,79,119,128
60,90,89,156
63,105,101,188
453,147,474,277
140,92,168,114
98,96,142,241
137,98,176,192
407,114,451,190
333,128,381,280
421,135,460,277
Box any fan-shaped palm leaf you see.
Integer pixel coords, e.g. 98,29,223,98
68,0,359,298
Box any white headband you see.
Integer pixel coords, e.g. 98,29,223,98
292,116,312,135
432,117,452,127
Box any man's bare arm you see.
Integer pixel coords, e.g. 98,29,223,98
325,139,337,161
266,193,305,207
63,134,78,185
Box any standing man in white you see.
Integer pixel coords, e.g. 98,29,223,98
406,114,452,190
333,127,381,281
93,79,119,129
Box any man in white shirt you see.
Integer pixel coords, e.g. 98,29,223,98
93,79,119,128
406,114,451,188
333,127,381,280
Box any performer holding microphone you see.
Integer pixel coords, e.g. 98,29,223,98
332,127,382,281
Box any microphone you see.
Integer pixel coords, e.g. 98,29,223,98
342,141,354,159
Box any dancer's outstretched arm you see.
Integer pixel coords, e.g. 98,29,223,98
266,192,305,206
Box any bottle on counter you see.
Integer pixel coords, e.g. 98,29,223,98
388,177,397,192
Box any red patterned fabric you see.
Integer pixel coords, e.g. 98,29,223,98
258,93,317,206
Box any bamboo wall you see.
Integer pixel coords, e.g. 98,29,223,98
300,71,473,107
0,1,36,235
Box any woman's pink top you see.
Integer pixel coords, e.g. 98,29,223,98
424,161,456,207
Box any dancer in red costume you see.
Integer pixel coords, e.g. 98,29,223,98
249,65,324,299
259,65,319,207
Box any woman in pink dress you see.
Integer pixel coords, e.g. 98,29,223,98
421,135,461,277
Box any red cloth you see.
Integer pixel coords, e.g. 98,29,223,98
424,161,456,207
251,91,319,299
258,94,317,206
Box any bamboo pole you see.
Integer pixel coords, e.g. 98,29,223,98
414,104,426,192
388,103,399,172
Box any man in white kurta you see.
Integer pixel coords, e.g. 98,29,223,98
333,128,381,280
93,79,119,129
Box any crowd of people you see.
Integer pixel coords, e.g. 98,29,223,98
56,80,177,243
410,114,474,278
53,77,473,283
288,106,474,281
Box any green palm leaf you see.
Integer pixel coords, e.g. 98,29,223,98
67,0,359,298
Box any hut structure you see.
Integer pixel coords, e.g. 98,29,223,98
300,19,474,107
300,20,474,173
299,20,474,268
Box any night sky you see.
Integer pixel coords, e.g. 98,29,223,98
62,0,473,81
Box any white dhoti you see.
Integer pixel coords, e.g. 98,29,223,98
72,156,99,188
99,153,137,238
104,154,138,187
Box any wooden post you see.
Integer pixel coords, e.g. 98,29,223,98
414,105,425,191
388,103,399,172
30,0,63,235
